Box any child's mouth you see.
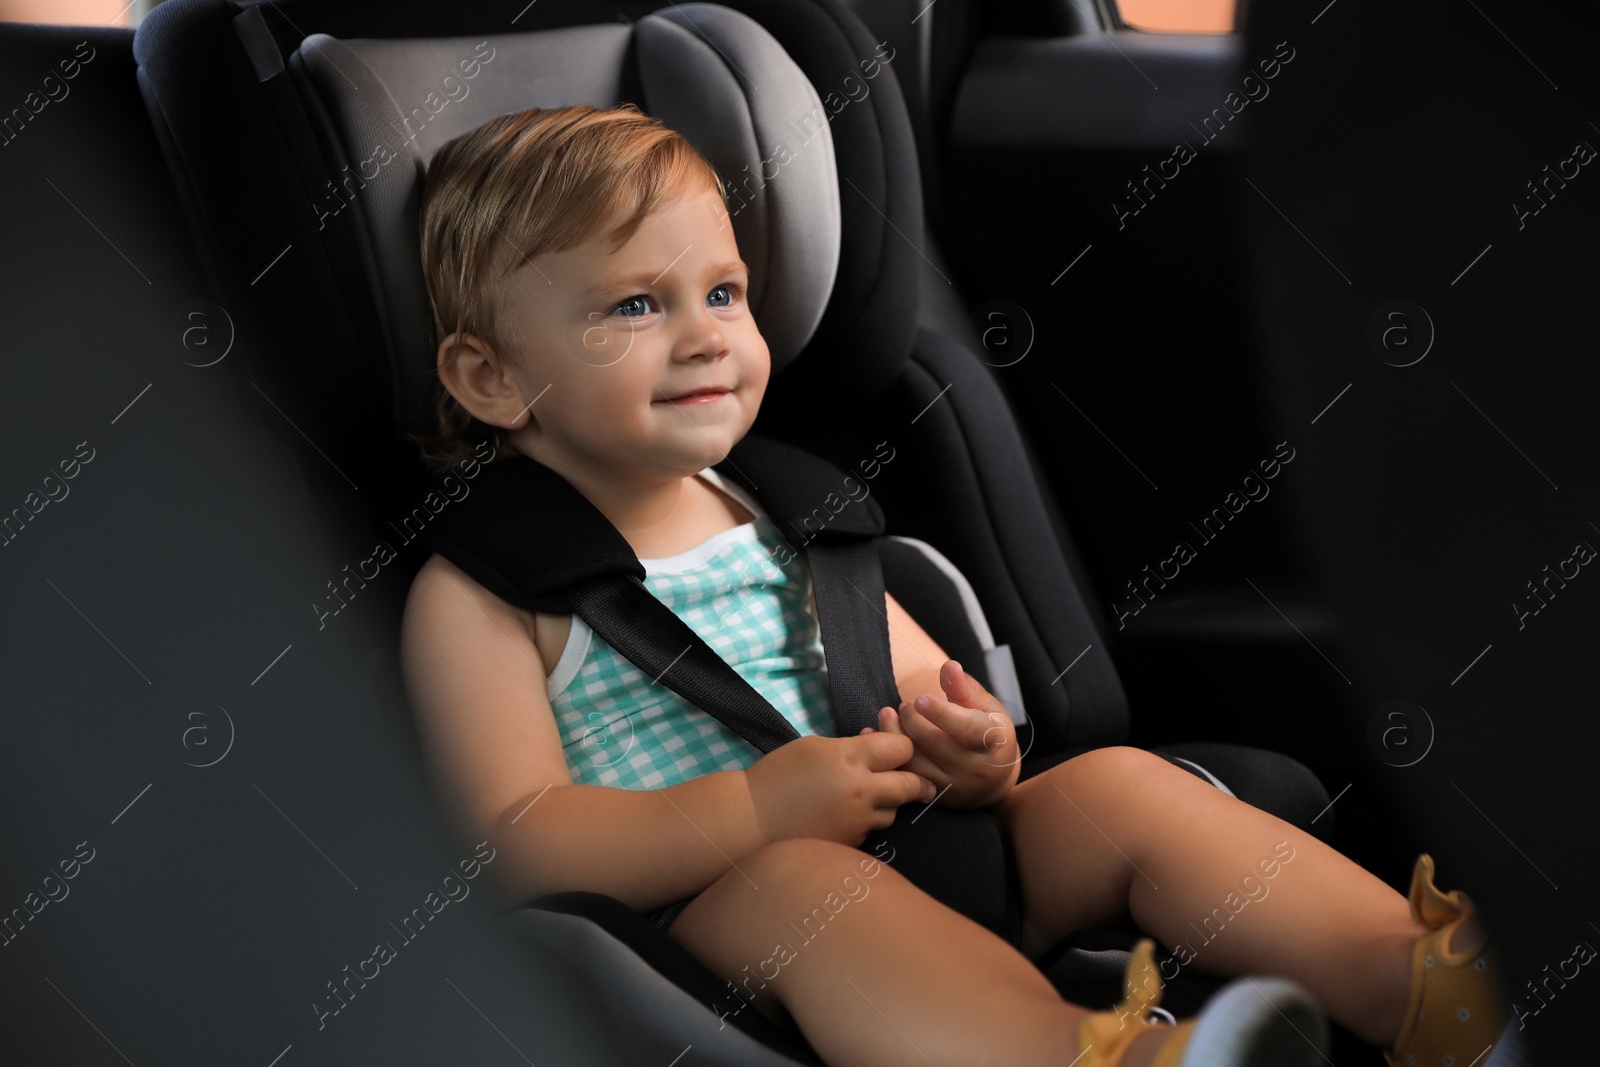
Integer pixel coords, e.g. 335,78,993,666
656,389,731,405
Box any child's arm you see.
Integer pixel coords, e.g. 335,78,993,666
877,593,1022,809
400,554,768,914
487,774,767,913
886,590,952,708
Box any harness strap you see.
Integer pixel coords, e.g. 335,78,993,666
565,533,901,753
424,432,904,747
806,537,900,740
564,571,801,755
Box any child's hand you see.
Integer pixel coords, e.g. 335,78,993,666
863,660,1021,809
745,733,935,847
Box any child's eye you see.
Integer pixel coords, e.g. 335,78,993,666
613,294,655,318
708,281,744,308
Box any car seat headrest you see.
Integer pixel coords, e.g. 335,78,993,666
290,3,841,442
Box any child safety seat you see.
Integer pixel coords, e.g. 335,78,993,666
134,1,1333,1062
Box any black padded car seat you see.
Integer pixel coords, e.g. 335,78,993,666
132,1,1333,1062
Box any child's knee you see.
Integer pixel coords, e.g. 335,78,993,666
1063,744,1171,787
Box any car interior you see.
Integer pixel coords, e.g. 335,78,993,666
2,0,1594,1063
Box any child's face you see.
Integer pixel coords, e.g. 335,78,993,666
488,178,768,484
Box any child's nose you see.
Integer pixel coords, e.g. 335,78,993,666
682,327,728,360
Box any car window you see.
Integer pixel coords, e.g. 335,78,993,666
0,0,143,25
1115,0,1236,33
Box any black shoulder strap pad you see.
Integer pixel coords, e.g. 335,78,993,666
419,445,641,614
711,433,886,542
420,432,882,613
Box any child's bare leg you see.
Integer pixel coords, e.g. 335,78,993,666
666,836,1164,1067
997,745,1421,1048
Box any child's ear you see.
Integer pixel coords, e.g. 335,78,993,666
437,331,532,430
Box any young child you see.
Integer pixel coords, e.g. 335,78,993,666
398,103,1514,1067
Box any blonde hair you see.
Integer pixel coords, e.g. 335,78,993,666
408,103,726,472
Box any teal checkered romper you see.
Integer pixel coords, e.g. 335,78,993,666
546,469,837,789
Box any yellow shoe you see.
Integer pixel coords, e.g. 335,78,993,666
1385,854,1513,1067
1070,937,1328,1066
1070,938,1190,1066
